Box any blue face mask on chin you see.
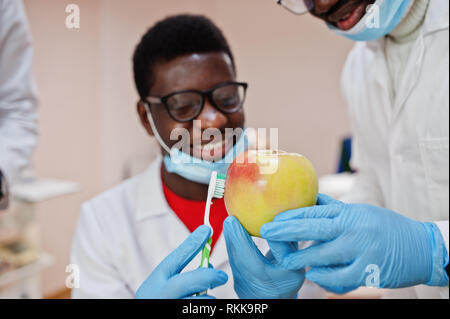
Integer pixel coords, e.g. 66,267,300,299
145,103,248,185
163,131,248,185
329,0,412,42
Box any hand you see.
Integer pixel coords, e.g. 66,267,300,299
136,225,228,299
260,194,449,294
223,216,305,299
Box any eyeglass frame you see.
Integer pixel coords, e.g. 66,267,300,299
276,0,313,15
144,81,248,123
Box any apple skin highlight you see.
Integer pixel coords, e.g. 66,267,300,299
224,150,319,237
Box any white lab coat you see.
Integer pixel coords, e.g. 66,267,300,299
340,0,449,298
71,156,326,299
0,0,38,185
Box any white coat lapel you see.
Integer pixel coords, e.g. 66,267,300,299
135,158,223,273
392,33,425,121
134,158,189,271
368,40,394,123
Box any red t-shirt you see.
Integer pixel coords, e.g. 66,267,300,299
161,176,228,252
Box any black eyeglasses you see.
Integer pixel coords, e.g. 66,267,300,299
276,0,314,15
145,81,248,123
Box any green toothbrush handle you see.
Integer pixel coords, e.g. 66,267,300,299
200,237,212,268
196,237,212,296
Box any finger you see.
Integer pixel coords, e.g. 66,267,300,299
163,268,228,299
158,225,211,278
306,266,359,294
316,193,343,205
223,216,267,266
271,205,342,223
260,218,342,242
267,240,298,265
282,238,356,270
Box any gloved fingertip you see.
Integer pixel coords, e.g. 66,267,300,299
195,224,212,236
216,271,228,283
205,270,228,289
259,224,269,237
224,215,240,229
272,209,302,222
282,256,301,270
260,223,278,239
225,215,238,223
260,222,275,235
222,217,232,235
305,269,320,283
223,216,245,236
191,225,212,245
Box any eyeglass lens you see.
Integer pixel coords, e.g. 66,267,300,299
166,83,245,121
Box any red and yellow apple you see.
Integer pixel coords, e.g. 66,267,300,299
224,150,318,237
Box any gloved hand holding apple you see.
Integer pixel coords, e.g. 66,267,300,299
222,149,318,299
222,150,449,296
224,149,319,237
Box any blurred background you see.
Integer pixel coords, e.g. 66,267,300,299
1,0,356,298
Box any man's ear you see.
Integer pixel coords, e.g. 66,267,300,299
137,100,154,137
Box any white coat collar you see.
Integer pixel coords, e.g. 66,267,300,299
135,155,172,221
422,0,449,34
365,0,448,53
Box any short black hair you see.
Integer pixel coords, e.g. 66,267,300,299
133,14,235,101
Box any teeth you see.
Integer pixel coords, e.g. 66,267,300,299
201,140,224,151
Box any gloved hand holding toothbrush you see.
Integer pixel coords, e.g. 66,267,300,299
136,225,228,299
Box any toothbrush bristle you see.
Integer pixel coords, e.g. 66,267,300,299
213,178,225,198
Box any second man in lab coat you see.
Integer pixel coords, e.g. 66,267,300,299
231,0,448,299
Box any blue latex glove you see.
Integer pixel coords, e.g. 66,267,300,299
223,216,305,299
136,225,228,299
260,194,449,294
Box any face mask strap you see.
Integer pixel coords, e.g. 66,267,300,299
143,102,172,154
144,101,248,171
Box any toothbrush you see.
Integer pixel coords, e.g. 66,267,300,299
197,170,226,295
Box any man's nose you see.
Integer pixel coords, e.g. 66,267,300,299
313,0,340,15
195,101,228,130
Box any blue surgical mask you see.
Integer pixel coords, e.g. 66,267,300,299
329,0,412,42
145,104,248,184
163,131,248,184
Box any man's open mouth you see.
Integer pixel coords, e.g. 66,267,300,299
191,138,231,161
319,0,375,31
